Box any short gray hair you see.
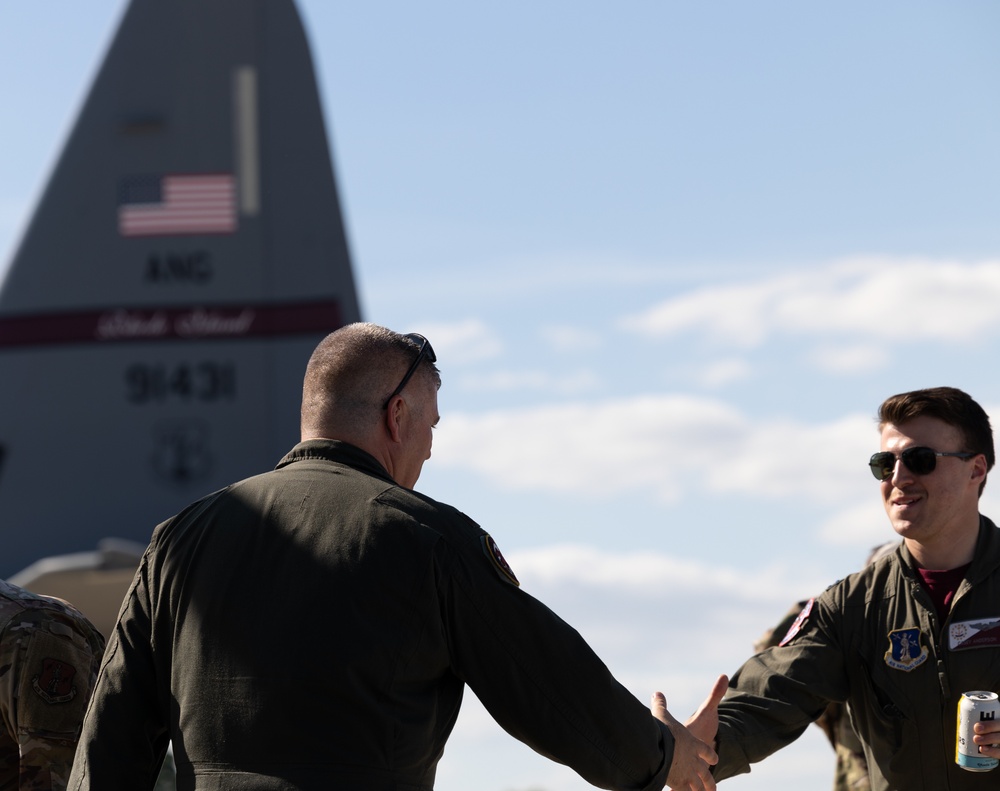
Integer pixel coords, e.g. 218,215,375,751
301,323,440,437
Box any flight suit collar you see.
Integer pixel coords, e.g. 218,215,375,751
895,515,1000,579
966,514,1000,584
275,439,396,484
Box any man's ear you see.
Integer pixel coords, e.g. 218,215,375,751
384,395,405,443
971,454,989,483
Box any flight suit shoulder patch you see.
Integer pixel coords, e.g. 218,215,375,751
481,534,519,587
778,597,814,646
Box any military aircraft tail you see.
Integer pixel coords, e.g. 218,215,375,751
0,0,361,591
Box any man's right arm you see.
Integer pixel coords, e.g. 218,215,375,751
442,525,708,791
693,595,848,781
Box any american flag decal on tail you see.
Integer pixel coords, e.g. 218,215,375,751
118,173,237,236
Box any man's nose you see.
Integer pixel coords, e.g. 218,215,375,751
890,457,913,486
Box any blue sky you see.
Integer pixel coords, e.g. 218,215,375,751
4,2,1000,789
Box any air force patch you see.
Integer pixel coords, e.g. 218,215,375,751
32,657,79,704
885,627,929,671
482,534,519,587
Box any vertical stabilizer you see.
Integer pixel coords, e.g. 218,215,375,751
0,0,361,577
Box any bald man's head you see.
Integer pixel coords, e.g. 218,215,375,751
301,323,440,442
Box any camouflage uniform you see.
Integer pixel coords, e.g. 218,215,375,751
0,579,105,791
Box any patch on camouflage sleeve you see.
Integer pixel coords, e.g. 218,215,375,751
482,534,519,587
19,629,93,734
32,658,78,704
778,597,814,646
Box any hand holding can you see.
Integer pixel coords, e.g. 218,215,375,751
956,691,1000,772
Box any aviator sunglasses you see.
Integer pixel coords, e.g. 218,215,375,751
868,446,975,481
383,333,436,409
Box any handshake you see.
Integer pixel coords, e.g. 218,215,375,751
653,674,729,791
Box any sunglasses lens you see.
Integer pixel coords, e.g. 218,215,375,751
901,447,937,476
869,447,942,481
869,452,895,481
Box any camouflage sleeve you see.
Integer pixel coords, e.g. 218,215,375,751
1,606,105,791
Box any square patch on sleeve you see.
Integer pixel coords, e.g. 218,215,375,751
17,627,94,735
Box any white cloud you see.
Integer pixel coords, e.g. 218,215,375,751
432,395,875,504
695,357,753,387
807,343,887,374
620,277,778,348
539,323,604,353
508,543,812,602
620,257,1000,348
458,368,600,394
434,394,738,501
817,501,892,548
716,412,874,499
503,544,835,755
408,318,504,364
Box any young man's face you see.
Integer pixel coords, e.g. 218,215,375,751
879,415,983,554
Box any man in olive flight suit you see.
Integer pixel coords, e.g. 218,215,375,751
69,323,722,791
688,387,1000,790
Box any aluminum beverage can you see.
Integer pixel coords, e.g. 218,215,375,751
956,691,1000,772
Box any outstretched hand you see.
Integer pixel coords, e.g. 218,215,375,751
685,674,729,746
651,682,724,791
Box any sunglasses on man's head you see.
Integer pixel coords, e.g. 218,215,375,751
868,446,975,481
383,333,436,409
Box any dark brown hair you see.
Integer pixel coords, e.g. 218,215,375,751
877,387,995,482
